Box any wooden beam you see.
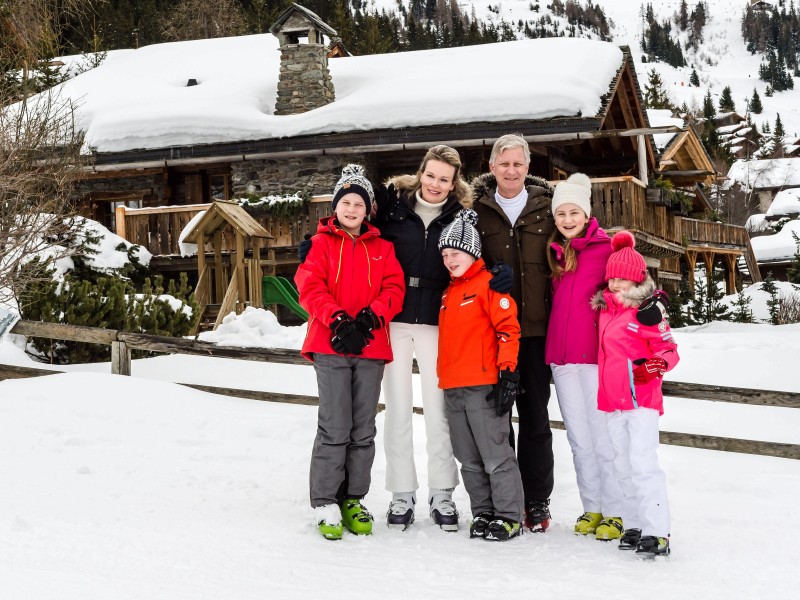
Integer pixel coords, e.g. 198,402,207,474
111,341,131,375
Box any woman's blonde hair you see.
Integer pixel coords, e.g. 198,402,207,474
392,145,471,203
547,223,590,278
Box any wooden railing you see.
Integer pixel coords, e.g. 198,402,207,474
681,218,750,248
4,319,800,460
116,196,333,257
589,176,682,246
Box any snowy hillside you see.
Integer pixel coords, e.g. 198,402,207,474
372,0,800,137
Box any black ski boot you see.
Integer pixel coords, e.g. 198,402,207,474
618,528,642,550
523,499,551,533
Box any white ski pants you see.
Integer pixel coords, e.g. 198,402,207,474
383,322,460,493
606,407,671,537
552,363,622,516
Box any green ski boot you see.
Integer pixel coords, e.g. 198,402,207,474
315,504,343,540
341,499,374,535
574,512,603,535
595,516,624,541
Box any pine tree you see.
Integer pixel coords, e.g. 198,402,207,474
775,113,786,140
719,85,736,112
761,272,781,324
730,289,755,323
702,89,716,119
787,232,800,284
690,265,731,323
643,69,673,109
678,0,689,30
689,68,700,86
750,88,764,113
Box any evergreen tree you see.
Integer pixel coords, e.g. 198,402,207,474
750,88,764,113
643,69,673,109
761,273,781,324
689,265,731,324
689,68,700,86
775,112,786,140
678,0,689,31
787,233,800,285
702,89,716,119
719,85,736,112
730,288,755,323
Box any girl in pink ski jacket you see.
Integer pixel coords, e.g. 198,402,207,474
544,173,621,541
590,230,678,557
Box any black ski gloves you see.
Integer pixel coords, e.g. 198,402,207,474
354,306,383,336
375,183,397,215
488,262,513,294
329,310,370,355
487,369,521,417
636,289,669,326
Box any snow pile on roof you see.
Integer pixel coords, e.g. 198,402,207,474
745,213,771,233
750,220,800,262
766,188,800,218
42,34,623,153
725,158,800,191
647,109,683,151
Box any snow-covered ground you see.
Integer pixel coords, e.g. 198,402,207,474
1,308,799,598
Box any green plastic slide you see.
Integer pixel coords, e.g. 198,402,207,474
262,276,309,321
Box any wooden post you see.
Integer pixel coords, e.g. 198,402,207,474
115,205,127,240
214,231,224,303
702,251,715,290
686,250,697,291
725,254,738,295
111,341,131,376
638,134,648,183
235,232,246,313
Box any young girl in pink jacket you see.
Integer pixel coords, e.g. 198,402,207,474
545,173,623,541
591,230,679,558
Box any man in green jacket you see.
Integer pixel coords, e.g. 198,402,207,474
471,134,556,532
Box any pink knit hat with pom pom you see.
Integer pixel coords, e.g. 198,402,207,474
605,231,647,283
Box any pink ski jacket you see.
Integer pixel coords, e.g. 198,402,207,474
545,218,612,366
591,279,679,415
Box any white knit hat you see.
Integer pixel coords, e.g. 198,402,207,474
551,173,592,217
332,164,374,214
438,209,481,259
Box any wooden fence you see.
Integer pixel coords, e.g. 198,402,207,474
5,320,799,460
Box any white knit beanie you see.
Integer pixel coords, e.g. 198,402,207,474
438,209,481,259
551,173,592,217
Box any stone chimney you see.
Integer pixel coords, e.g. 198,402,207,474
269,4,337,116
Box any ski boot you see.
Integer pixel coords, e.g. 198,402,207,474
386,493,415,531
429,493,459,532
574,511,603,535
469,512,494,539
618,528,642,550
341,499,373,535
635,535,670,557
595,516,624,541
315,504,343,541
485,517,522,542
523,499,550,533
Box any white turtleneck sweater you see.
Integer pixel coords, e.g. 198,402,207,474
414,191,445,229
495,188,528,225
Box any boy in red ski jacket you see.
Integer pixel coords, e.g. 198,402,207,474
436,209,523,541
591,230,679,558
295,164,405,540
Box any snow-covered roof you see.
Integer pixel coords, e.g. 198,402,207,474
646,109,683,151
745,213,771,233
750,220,800,262
37,35,625,154
766,188,800,218
725,158,800,191
717,123,743,134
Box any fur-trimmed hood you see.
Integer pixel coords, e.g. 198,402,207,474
470,173,554,204
386,173,473,209
591,276,656,310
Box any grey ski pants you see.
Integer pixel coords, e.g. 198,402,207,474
309,353,385,508
444,385,525,522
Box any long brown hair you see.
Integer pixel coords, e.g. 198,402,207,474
389,145,472,204
547,223,590,278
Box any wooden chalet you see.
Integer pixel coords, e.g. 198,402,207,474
65,5,758,319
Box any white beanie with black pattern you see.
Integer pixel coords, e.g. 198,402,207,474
438,209,481,259
332,164,374,214
552,172,592,217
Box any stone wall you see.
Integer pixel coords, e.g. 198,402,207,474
231,154,377,197
275,44,335,115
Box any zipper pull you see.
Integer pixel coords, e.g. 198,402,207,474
509,229,514,237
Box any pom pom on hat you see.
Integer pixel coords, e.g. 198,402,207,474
552,172,592,217
332,164,374,214
605,230,647,283
439,209,481,259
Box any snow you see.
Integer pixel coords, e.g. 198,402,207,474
750,219,800,262
1,316,800,598
765,188,800,218
725,157,800,190
45,35,622,153
647,109,683,150
745,212,771,233
720,280,800,321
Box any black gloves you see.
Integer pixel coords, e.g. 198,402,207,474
298,233,312,264
487,369,520,417
636,290,669,326
488,262,513,294
330,310,370,355
354,306,382,336
375,183,397,213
